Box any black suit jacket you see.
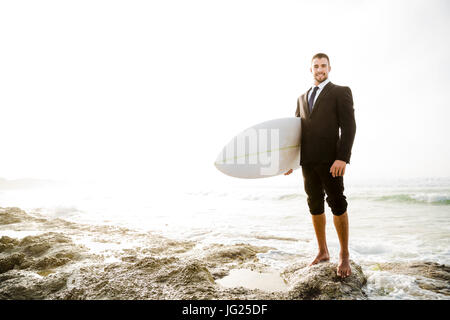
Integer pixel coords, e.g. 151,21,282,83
295,82,356,165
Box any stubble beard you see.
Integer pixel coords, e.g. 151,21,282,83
314,73,328,84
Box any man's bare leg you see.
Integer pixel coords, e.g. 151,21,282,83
309,213,330,266
333,211,351,278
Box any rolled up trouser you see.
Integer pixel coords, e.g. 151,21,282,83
301,162,348,216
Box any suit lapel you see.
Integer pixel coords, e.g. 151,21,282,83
302,88,311,118
310,82,334,116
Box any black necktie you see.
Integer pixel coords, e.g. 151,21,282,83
308,86,319,113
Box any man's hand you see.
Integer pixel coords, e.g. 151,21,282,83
284,169,293,175
330,160,346,178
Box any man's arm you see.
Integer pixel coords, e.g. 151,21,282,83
330,87,356,177
336,86,356,163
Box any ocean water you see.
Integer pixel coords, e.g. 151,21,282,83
0,176,449,299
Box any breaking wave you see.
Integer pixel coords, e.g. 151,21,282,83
373,193,450,205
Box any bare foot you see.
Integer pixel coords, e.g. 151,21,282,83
309,251,330,266
337,253,351,278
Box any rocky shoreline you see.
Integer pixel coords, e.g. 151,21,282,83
0,207,448,300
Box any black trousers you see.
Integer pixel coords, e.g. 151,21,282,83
301,162,348,216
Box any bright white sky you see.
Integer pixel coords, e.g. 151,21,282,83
1,0,449,190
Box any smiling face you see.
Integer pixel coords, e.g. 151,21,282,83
310,57,331,85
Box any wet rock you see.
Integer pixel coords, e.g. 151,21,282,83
0,270,69,300
376,261,449,282
0,207,28,224
32,252,74,270
167,261,215,286
136,237,196,256
0,253,26,273
23,243,51,256
0,236,20,253
283,261,367,300
204,243,273,264
134,256,178,274
20,233,72,250
0,232,86,275
374,261,450,296
163,261,218,299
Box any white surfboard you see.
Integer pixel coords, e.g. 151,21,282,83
214,117,301,179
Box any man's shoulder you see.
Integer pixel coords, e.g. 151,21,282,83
329,83,351,92
323,83,351,99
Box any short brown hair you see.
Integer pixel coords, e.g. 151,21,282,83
311,53,330,66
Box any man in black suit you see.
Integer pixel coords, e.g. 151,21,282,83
285,53,356,278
